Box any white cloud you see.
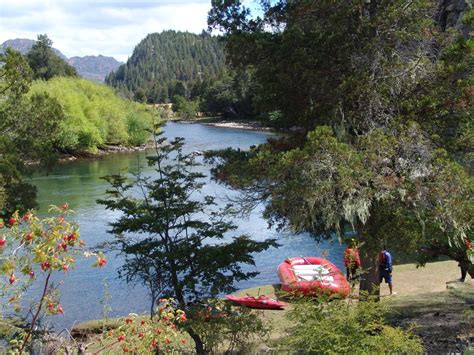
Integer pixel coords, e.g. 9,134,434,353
0,0,211,61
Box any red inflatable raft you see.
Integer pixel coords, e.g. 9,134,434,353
277,257,350,298
225,295,288,309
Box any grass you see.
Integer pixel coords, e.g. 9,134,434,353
71,260,473,353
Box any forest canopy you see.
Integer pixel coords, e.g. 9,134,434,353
106,30,226,104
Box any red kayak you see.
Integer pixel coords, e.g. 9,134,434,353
225,295,288,309
277,257,350,298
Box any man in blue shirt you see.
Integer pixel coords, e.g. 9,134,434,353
379,246,395,295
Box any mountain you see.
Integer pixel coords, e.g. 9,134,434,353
1,38,121,82
68,55,122,82
1,38,67,60
106,30,226,103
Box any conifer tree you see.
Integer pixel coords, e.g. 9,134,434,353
98,125,277,352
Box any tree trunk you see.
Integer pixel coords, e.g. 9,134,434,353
187,327,206,354
169,263,206,354
359,242,381,301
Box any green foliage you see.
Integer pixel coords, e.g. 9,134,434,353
280,298,422,353
208,0,474,297
106,30,226,103
98,128,277,352
188,299,270,353
172,95,200,119
0,48,65,217
198,69,258,118
209,0,439,132
29,77,153,151
26,34,77,80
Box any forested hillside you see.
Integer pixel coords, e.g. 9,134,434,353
29,78,153,152
105,30,226,103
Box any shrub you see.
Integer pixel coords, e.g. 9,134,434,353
28,77,153,151
188,299,270,353
279,297,423,353
0,205,105,353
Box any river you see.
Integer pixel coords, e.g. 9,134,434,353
29,122,345,329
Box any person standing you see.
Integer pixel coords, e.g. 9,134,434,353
379,246,395,295
344,239,361,281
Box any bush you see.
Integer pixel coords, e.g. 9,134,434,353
28,77,153,151
188,299,270,353
172,95,199,119
279,297,423,353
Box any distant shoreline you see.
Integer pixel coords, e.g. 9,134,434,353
169,117,276,132
52,119,275,164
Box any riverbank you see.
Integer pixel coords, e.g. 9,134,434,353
231,260,473,353
57,119,275,163
169,117,276,132
57,142,155,163
72,260,473,353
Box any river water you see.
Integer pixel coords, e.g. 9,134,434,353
29,122,344,329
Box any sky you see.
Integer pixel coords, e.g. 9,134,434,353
0,0,258,62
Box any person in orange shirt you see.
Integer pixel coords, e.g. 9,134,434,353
344,239,361,281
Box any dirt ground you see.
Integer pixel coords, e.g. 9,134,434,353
73,261,472,353
238,260,474,353
385,261,473,353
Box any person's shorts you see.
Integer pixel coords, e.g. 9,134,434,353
380,269,392,284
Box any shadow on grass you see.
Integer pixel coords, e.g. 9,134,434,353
386,286,473,353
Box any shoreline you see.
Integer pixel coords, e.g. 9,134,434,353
57,142,156,163
70,260,472,353
56,119,276,163
169,117,277,133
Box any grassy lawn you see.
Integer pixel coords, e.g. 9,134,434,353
72,260,473,353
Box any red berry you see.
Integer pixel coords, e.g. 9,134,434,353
62,265,69,272
466,239,472,249
138,332,144,338
22,213,30,221
141,320,145,325
0,237,6,247
125,318,132,324
165,338,171,345
180,314,187,322
98,258,106,267
48,302,54,309
41,261,51,271
24,232,33,241
8,217,17,226
29,270,35,278
61,203,69,210
57,306,64,314
9,275,15,284
117,335,125,342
